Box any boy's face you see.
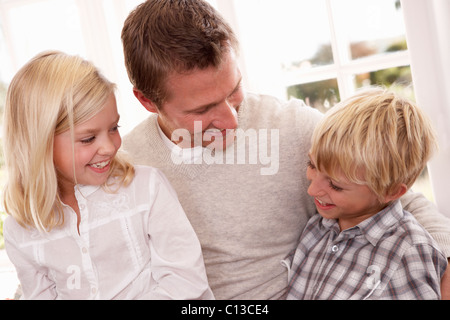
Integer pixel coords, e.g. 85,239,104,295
53,93,121,198
306,155,387,231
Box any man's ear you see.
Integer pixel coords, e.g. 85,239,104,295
384,183,408,203
133,88,159,113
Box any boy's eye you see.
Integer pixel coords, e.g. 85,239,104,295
307,160,316,169
329,181,343,192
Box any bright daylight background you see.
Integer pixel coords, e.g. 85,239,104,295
0,0,449,299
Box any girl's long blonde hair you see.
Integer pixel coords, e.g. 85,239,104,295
3,51,135,232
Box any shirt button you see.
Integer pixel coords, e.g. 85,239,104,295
331,245,339,253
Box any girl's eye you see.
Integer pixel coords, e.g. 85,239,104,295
81,136,95,144
329,181,343,192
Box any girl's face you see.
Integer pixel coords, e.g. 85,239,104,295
53,93,121,198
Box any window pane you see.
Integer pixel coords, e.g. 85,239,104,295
0,21,9,113
355,65,412,90
125,0,145,11
332,0,407,60
6,0,85,68
287,79,340,113
233,0,333,72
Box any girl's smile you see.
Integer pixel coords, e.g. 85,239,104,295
53,93,121,198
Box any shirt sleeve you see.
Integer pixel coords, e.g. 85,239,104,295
4,218,57,300
382,243,447,300
141,169,214,300
401,190,450,257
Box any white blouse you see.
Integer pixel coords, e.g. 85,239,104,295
4,166,214,300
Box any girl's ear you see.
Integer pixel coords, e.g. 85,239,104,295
383,183,408,203
133,89,159,113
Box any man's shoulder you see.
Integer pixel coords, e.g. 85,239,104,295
244,92,308,111
241,92,323,128
123,115,156,142
122,115,159,164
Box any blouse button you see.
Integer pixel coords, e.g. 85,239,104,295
82,247,88,254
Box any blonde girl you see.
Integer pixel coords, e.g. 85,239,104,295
2,51,213,300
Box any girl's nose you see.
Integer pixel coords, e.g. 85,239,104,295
99,136,118,156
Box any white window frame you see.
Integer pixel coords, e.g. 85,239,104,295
217,0,411,101
401,0,450,217
217,0,449,216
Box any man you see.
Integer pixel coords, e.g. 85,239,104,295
121,0,450,299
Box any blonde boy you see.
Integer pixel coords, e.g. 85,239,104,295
286,87,447,300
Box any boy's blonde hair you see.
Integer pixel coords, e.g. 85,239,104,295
310,86,437,201
3,51,135,232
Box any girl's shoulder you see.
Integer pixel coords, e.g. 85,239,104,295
3,215,42,244
129,165,172,188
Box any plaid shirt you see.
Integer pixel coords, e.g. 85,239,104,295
286,200,447,300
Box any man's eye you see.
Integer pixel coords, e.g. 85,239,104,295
193,108,208,115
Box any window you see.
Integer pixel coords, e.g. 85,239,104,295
223,0,433,201
230,0,409,104
0,0,443,203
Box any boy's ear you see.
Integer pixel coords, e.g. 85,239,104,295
133,89,159,113
384,183,408,203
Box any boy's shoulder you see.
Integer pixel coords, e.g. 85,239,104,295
379,208,446,265
394,210,441,247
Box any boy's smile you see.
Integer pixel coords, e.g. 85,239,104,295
306,156,387,231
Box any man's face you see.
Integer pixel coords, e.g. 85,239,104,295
157,48,244,150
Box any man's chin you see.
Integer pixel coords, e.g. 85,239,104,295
204,129,236,151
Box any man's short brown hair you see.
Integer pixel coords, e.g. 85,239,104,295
121,0,239,107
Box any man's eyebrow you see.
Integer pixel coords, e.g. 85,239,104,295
190,77,242,112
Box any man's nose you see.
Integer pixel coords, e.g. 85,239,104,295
211,100,238,130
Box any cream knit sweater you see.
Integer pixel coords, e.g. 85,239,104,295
123,92,450,299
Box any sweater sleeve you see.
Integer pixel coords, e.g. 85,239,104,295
401,190,450,257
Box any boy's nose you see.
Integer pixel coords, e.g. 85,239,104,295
307,173,327,198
